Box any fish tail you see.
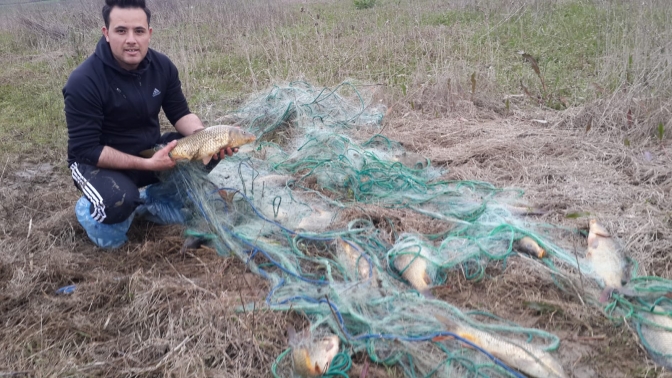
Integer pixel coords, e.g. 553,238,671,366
287,326,297,344
599,287,615,303
615,287,638,298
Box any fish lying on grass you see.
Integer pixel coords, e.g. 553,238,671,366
335,238,378,286
514,236,546,259
141,125,256,164
434,314,568,378
639,306,672,370
392,246,433,298
288,327,340,377
585,219,631,303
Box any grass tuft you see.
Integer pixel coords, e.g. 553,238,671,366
353,0,376,10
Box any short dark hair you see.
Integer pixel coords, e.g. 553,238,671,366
102,0,151,28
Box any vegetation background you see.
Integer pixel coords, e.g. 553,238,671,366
0,0,671,376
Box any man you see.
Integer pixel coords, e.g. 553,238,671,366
63,0,234,249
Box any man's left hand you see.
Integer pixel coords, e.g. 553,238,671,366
213,147,238,160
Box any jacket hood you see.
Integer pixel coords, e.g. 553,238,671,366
94,36,151,75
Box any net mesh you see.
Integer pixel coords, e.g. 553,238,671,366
156,80,672,377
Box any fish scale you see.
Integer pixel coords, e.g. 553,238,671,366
585,219,629,302
640,306,672,369
169,125,257,163
140,125,257,164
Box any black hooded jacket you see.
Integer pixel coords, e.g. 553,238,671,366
63,36,191,167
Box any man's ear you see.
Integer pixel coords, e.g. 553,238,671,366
102,26,109,42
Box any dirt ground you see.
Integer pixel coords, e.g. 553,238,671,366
1,101,671,377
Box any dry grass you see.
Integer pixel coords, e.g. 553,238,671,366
2,0,672,377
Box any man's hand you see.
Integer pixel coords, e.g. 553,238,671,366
212,125,241,160
147,140,178,171
213,147,239,161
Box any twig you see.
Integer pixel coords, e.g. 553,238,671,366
238,286,247,315
324,295,348,340
26,218,32,239
478,4,525,41
573,241,587,306
75,361,107,371
163,257,217,299
155,335,193,370
123,335,195,374
575,335,606,341
0,156,9,185
0,372,33,377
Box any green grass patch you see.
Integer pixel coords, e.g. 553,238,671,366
423,2,609,107
427,9,485,27
0,59,68,156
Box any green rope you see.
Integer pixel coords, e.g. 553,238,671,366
324,352,352,377
271,348,292,378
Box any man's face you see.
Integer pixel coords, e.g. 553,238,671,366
102,7,152,71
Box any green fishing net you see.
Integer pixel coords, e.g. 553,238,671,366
159,80,672,376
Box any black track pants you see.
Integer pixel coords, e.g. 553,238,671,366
69,132,219,224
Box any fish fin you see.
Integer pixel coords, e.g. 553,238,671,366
623,258,633,283
599,287,615,303
455,332,479,346
218,189,235,203
587,233,599,249
139,148,157,158
423,272,432,285
433,314,460,333
420,287,435,299
202,155,213,165
287,326,297,344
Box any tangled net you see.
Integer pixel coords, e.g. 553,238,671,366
159,81,672,377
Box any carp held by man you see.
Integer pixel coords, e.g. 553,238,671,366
141,125,257,164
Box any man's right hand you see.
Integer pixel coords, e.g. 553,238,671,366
146,140,178,171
